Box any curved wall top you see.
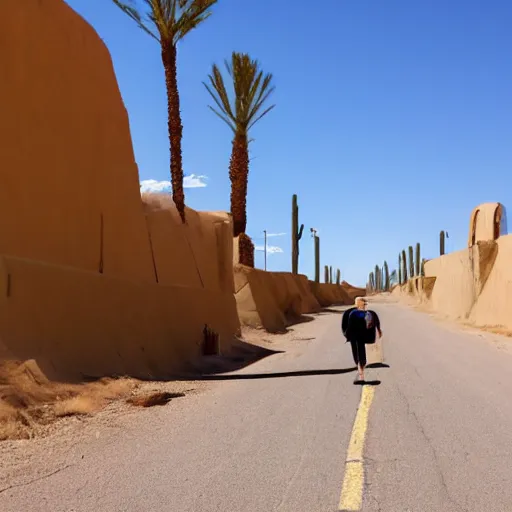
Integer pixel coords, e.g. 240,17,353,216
468,202,507,247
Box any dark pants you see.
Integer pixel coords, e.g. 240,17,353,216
350,339,367,368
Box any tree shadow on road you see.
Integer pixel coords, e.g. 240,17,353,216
189,367,359,381
366,363,390,369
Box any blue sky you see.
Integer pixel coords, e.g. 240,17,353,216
66,0,512,286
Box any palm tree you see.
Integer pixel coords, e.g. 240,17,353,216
203,52,275,238
112,0,217,223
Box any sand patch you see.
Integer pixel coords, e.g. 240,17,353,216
0,360,136,441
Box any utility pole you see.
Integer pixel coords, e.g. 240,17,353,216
263,229,267,271
310,228,319,282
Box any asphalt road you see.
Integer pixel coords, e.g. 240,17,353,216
2,301,512,511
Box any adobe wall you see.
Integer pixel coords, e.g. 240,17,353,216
423,250,478,319
0,256,239,381
0,0,156,283
470,235,512,330
142,194,234,293
234,266,319,332
398,230,511,331
234,265,359,332
0,0,240,380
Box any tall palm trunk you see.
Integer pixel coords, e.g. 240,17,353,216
229,132,249,237
162,44,186,223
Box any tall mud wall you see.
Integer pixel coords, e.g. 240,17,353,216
234,265,361,332
396,218,511,331
0,0,155,283
0,0,239,380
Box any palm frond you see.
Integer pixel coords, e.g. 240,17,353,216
174,0,218,42
205,52,275,135
112,0,160,40
203,69,237,132
203,63,238,130
248,104,275,131
207,105,236,132
112,0,216,44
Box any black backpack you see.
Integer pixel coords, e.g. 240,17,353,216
341,307,356,338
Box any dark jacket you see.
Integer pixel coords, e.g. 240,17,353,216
344,308,381,344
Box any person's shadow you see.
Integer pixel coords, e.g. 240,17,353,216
366,363,390,369
354,380,381,386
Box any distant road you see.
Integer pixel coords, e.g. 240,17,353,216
2,302,512,511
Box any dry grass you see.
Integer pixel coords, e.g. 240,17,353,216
473,325,512,338
127,391,185,408
0,359,137,441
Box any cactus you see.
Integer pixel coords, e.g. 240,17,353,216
291,194,304,274
408,246,414,278
402,249,408,282
440,230,445,256
415,243,420,276
384,261,390,291
329,265,333,284
421,258,426,277
398,253,402,285
336,268,341,285
314,235,320,282
324,265,329,283
374,265,379,291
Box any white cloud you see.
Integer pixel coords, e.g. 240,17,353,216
140,179,170,193
184,174,208,188
140,174,208,193
266,232,286,237
255,245,283,254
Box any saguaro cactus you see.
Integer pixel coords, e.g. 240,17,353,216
368,272,374,293
415,243,421,276
374,265,380,291
398,253,402,285
314,235,320,283
408,246,414,278
421,258,426,277
329,266,333,284
291,194,304,274
324,265,329,283
440,230,445,256
336,268,341,285
402,249,408,282
384,261,390,291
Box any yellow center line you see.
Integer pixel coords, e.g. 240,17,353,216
339,385,375,511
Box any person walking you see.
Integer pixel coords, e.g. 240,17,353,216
344,297,382,383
